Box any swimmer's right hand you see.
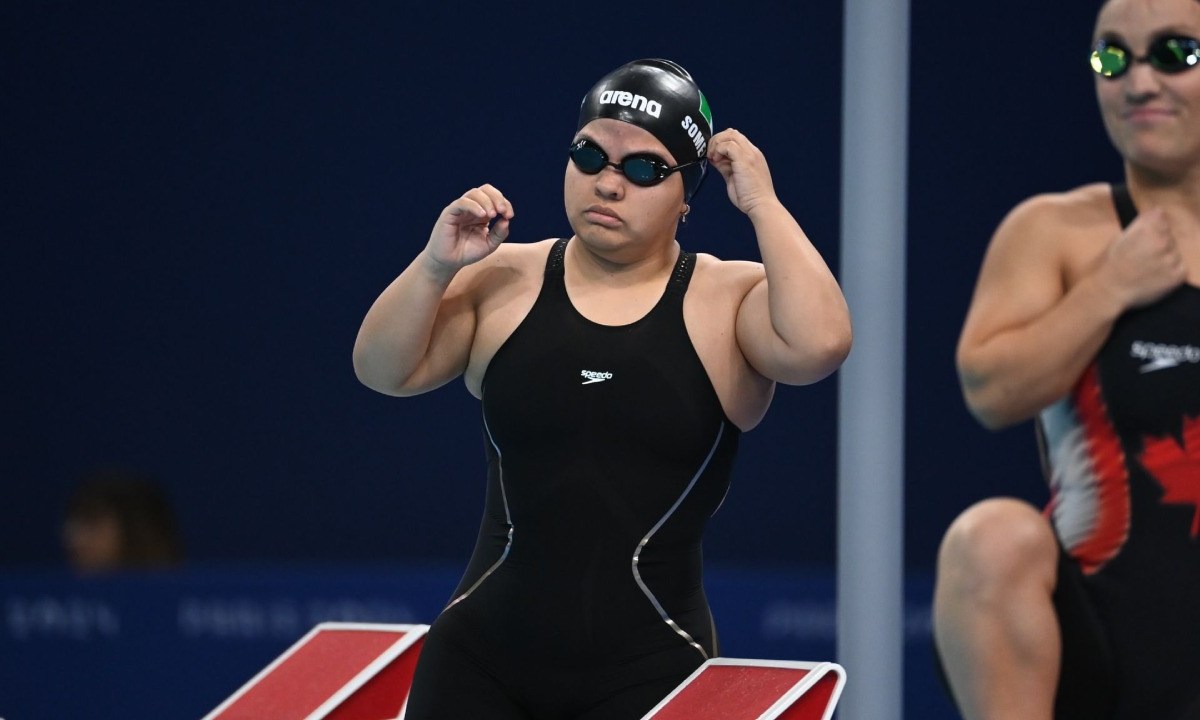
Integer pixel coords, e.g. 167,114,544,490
1097,206,1187,310
423,184,514,275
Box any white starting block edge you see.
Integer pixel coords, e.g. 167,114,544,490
201,622,430,720
639,658,847,720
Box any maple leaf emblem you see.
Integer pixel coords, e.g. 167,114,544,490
1139,414,1200,539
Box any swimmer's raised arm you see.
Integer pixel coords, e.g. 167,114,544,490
353,184,514,396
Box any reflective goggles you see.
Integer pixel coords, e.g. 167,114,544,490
1091,35,1200,79
568,139,702,187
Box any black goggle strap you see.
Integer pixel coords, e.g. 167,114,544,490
1091,36,1200,78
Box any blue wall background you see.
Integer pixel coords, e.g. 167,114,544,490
2,1,1119,717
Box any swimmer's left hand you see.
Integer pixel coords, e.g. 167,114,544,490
707,129,778,216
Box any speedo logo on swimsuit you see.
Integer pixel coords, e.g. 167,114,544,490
580,370,613,385
1130,340,1200,373
598,90,662,118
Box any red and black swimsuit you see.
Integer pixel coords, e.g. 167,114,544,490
1038,184,1200,720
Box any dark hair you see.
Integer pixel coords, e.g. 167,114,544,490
66,470,184,568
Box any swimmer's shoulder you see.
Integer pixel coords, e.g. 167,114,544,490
995,182,1118,245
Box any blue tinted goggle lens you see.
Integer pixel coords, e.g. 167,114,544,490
569,141,668,186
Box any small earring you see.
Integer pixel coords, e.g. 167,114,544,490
681,204,690,223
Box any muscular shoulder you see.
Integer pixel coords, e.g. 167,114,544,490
979,183,1118,284
994,183,1117,253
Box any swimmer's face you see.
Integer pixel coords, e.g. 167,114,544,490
564,118,688,255
1093,0,1200,172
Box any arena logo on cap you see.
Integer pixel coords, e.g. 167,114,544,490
599,90,662,119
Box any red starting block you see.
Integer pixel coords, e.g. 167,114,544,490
641,658,846,720
203,622,428,720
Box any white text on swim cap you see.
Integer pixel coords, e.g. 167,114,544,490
599,91,662,119
680,116,707,157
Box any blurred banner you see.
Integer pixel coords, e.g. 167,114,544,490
0,567,952,719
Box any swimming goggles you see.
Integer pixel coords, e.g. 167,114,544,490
568,139,703,187
1091,35,1200,78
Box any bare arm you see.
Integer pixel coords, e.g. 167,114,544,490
957,192,1184,429
708,129,852,385
352,185,514,396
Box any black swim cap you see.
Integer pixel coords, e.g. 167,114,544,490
577,59,713,201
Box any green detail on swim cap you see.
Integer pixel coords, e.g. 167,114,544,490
698,92,713,131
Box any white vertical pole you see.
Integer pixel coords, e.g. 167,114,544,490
837,0,909,717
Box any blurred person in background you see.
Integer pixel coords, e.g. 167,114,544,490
63,469,184,573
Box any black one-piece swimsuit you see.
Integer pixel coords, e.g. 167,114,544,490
404,238,741,720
